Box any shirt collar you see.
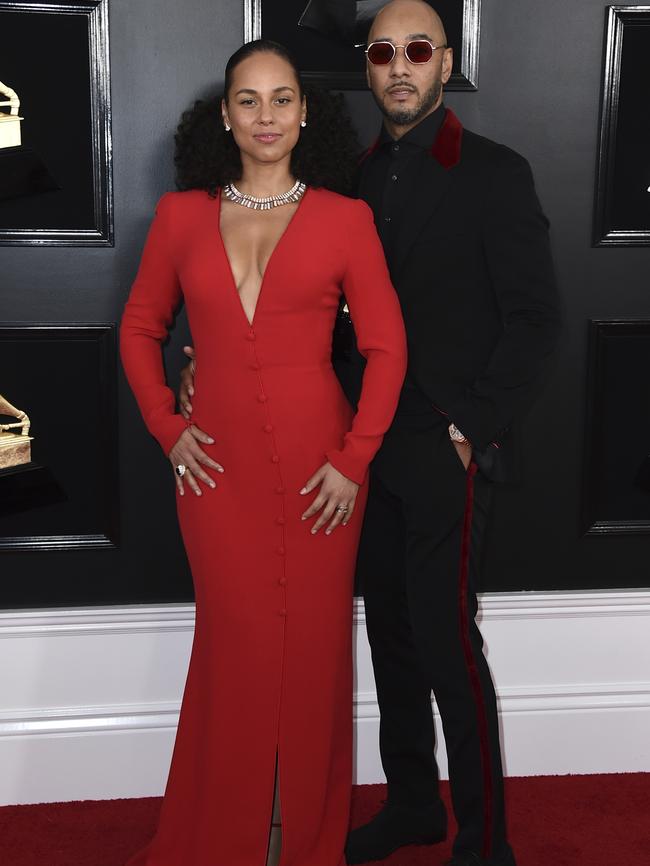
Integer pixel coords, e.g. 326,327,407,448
378,103,446,150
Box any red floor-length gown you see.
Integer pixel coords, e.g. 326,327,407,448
120,186,407,866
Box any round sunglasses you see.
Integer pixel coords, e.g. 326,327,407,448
365,39,447,66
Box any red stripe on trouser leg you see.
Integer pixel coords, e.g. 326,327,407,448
458,461,493,859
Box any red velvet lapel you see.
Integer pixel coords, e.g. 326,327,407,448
430,108,463,169
359,107,463,168
358,138,380,164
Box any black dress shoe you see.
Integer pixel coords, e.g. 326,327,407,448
345,799,447,864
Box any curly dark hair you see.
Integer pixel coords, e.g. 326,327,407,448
174,40,360,197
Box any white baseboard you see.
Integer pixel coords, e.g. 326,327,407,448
1,590,649,805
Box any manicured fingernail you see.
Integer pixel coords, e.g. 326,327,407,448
207,437,214,444
301,516,306,521
180,489,184,496
311,529,317,534
217,466,224,473
299,487,307,494
325,529,332,535
209,482,216,489
189,388,194,396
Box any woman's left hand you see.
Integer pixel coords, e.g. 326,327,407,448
300,462,360,535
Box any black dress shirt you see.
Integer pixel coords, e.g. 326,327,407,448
363,104,446,261
362,105,446,414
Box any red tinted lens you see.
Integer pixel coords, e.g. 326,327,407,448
367,42,395,65
405,40,433,63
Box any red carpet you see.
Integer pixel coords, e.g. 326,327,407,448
0,775,648,865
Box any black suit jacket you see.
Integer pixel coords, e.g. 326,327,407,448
334,109,561,482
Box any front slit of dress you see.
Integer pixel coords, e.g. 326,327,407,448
266,762,282,866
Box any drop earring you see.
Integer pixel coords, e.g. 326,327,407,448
224,122,231,132
300,119,307,128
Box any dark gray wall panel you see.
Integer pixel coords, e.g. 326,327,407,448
1,0,242,607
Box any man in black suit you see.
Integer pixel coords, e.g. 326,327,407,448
178,2,560,864
339,2,560,866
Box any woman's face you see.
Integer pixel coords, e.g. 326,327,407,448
222,52,306,170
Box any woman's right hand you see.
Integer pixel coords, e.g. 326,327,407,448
179,345,196,420
169,424,223,497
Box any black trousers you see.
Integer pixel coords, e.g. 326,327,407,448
357,406,512,863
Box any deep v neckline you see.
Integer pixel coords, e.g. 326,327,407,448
216,186,310,329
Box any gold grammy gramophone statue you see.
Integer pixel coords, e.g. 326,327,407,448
0,81,24,150
0,394,33,470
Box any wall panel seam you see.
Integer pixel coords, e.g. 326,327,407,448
1,590,649,637
2,682,649,737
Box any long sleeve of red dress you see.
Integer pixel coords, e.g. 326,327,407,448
325,199,407,484
120,194,188,458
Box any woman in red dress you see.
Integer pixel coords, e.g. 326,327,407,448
120,39,406,866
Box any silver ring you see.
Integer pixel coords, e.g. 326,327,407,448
175,464,187,477
336,505,349,513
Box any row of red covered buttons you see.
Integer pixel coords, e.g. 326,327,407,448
247,329,288,601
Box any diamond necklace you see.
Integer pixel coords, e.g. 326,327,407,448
223,179,306,210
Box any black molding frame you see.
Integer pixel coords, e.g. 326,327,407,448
581,319,650,536
0,323,119,551
593,5,650,247
244,0,481,91
0,0,113,246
